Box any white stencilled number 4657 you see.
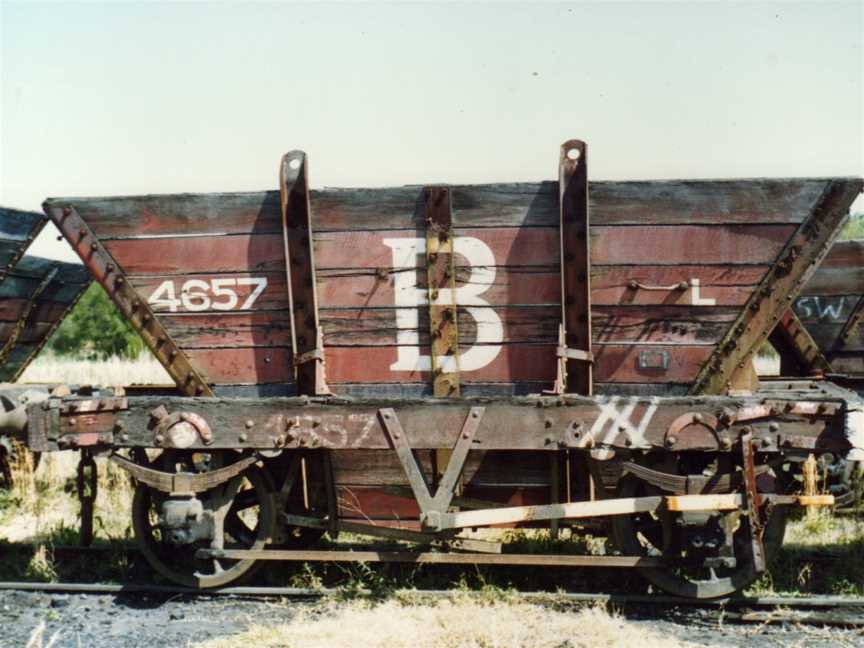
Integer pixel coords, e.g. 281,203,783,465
148,277,268,312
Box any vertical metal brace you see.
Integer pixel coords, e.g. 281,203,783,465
280,151,330,396
424,187,460,397
558,140,593,395
740,431,766,574
378,407,484,530
43,204,213,397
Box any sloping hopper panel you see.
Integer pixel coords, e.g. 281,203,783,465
795,239,864,376
0,208,46,280
0,255,91,381
46,178,860,396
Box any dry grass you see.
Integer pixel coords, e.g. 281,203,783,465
1,450,133,545
17,352,170,386
197,599,694,648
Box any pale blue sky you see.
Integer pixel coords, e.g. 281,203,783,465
1,1,862,260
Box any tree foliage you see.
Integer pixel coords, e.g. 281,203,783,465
48,283,145,359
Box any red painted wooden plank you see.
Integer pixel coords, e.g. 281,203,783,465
316,265,767,308
131,273,289,312
104,235,285,275
161,312,292,348
103,225,793,278
323,343,712,384
0,299,70,323
0,321,52,344
186,347,293,385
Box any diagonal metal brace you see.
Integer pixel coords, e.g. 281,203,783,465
378,407,485,525
740,431,766,574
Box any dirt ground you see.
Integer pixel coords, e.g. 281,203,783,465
2,590,863,648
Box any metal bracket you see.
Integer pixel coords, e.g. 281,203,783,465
378,407,484,529
740,431,766,574
558,139,592,395
833,294,864,356
424,186,461,397
43,204,213,397
281,151,330,396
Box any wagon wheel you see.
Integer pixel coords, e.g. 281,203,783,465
131,450,275,588
611,459,789,599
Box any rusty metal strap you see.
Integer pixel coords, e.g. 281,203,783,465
293,347,324,367
109,453,258,494
556,346,594,363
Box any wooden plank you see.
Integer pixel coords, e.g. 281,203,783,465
100,225,794,277
185,347,293,385
160,312,292,348
0,299,70,323
131,273,289,313
318,305,735,347
57,178,833,239
317,265,768,309
323,344,713,384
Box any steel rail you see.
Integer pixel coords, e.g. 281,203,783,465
1,580,864,610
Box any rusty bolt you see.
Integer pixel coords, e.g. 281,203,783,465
544,418,553,428
62,207,71,217
142,313,150,323
275,435,285,447
769,422,780,432
471,410,479,418
195,385,204,395
720,437,732,450
78,228,86,237
154,434,164,446
169,350,178,360
246,419,255,429
120,432,129,442
116,276,124,285
761,437,772,448
239,432,248,443
693,413,703,423
106,262,114,272
68,417,77,426
665,435,677,447
90,242,98,251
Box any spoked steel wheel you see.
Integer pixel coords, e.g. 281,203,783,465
611,462,788,599
131,450,275,588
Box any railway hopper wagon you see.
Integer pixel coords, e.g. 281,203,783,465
6,140,864,598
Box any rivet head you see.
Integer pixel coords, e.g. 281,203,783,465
665,435,677,447
68,417,77,426
154,434,164,446
239,432,248,443
693,413,703,423
116,276,124,285
245,420,255,429
62,207,71,217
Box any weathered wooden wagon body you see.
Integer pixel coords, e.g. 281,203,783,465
8,141,864,598
775,239,864,384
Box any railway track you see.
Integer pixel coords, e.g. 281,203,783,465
2,580,864,626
